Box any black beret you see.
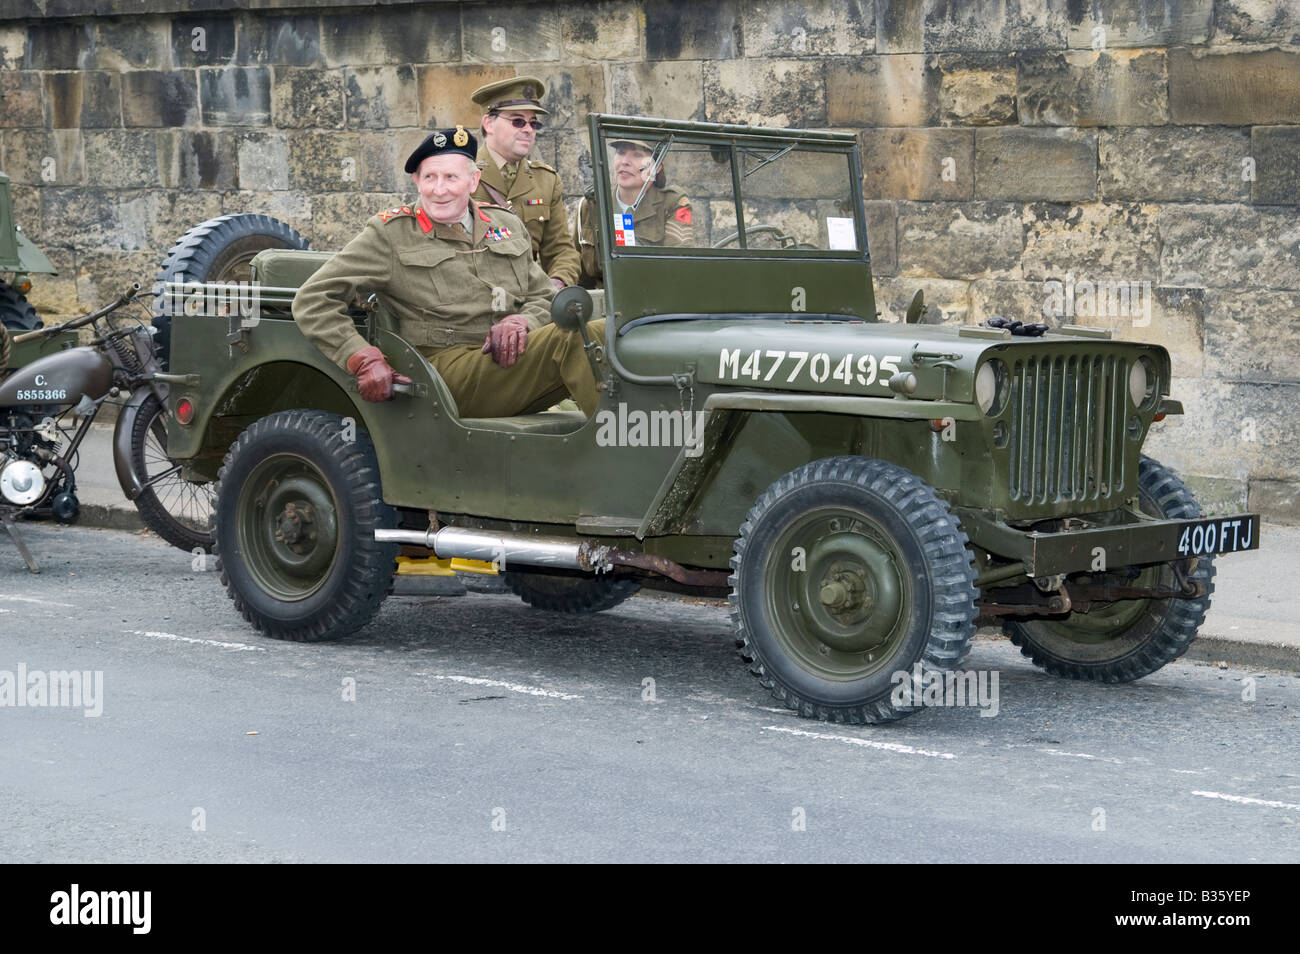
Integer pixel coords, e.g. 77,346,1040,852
405,126,478,174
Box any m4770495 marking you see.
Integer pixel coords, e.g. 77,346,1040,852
718,348,902,388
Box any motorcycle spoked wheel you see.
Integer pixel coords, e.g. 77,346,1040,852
129,392,216,552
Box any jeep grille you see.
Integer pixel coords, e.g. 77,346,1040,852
1007,353,1129,505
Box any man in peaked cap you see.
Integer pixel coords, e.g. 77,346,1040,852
470,75,580,291
293,126,603,416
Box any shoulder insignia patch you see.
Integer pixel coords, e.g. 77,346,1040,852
674,202,692,225
376,205,414,224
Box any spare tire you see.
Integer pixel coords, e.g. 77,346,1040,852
0,280,42,332
153,214,311,368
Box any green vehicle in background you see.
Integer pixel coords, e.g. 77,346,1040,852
0,170,65,372
158,114,1260,724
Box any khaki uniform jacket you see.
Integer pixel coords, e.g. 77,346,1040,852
293,200,554,369
472,148,580,287
575,185,693,287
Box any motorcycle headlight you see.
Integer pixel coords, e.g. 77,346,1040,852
976,360,1007,416
1129,356,1156,408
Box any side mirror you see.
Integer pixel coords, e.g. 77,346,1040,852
551,286,593,332
904,289,926,325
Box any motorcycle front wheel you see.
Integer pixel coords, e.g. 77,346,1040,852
130,392,216,552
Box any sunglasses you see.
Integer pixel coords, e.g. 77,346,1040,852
495,115,544,131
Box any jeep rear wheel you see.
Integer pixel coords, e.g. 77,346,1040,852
731,456,979,724
215,409,396,642
153,214,310,368
1004,456,1215,682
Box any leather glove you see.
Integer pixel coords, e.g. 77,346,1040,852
482,314,530,368
346,346,411,402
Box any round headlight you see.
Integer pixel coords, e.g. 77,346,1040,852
1129,356,1155,408
975,360,1005,416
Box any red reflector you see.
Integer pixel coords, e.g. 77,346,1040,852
176,398,195,424
17,280,31,293
929,419,946,432
1153,412,1166,422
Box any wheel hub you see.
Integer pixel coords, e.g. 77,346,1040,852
238,456,341,600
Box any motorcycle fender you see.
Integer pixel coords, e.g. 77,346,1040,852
113,387,155,500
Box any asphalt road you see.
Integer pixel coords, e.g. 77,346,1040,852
2,523,1298,863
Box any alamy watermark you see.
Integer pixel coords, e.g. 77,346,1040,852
153,272,261,325
0,664,103,717
890,664,999,718
1042,273,1151,327
594,403,707,457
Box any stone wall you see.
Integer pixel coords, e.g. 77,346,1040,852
1,0,1297,518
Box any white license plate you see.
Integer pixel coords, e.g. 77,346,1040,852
1175,516,1259,557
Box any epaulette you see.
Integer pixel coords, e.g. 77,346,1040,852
375,206,415,223
526,159,557,173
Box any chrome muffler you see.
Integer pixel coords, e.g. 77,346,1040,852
375,527,614,573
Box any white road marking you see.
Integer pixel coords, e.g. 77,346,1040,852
1040,749,1123,764
1192,790,1300,812
128,630,267,652
764,725,956,759
0,595,74,607
432,674,581,700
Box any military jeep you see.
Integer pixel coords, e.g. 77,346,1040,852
161,114,1259,724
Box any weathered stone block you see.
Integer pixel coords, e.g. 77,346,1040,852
39,187,120,250
865,200,897,276
1214,1,1300,44
157,129,237,190
530,66,606,132
554,129,593,197
975,127,1096,202
416,64,515,129
1159,204,1300,290
860,127,974,200
896,201,1023,279
0,71,43,127
0,27,25,69
1250,126,1300,205
1065,0,1212,48
874,276,970,324
827,55,939,128
1248,479,1300,523
608,61,705,121
122,70,200,127
171,17,238,68
935,54,1017,125
705,59,826,126
877,0,1068,54
1021,202,1159,281
1099,126,1250,202
46,72,122,128
1204,289,1300,384
75,249,161,308
25,21,93,69
288,130,362,192
23,245,78,320
1169,49,1300,125
645,0,743,60
235,132,289,191
320,8,460,68
339,67,413,130
309,191,406,249
462,2,560,64
239,14,320,67
562,1,641,60
84,129,160,189
357,132,404,192
271,67,344,129
1018,50,1168,126
124,189,224,252
93,19,170,70
741,0,875,56
200,67,271,126
0,129,84,185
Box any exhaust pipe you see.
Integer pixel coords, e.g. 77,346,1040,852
375,527,613,573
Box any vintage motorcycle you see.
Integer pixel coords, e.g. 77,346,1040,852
0,283,214,572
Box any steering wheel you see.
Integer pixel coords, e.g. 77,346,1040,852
711,224,816,250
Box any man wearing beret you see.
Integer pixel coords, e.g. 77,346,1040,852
470,76,580,291
293,127,603,416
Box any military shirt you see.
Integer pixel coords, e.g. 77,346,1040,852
473,146,581,287
575,185,693,287
293,199,554,369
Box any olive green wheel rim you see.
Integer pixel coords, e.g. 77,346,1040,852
236,453,341,601
1033,563,1161,643
763,506,912,681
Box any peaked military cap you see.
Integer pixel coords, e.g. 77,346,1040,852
405,126,478,173
610,138,657,152
471,75,549,115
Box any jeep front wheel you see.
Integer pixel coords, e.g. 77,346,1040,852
1004,455,1216,682
731,456,979,724
215,409,396,641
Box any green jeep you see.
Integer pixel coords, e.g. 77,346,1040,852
160,115,1259,724
0,170,65,372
